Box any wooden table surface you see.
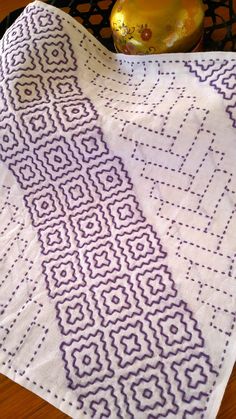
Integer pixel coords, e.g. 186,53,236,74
0,1,235,418
0,365,235,418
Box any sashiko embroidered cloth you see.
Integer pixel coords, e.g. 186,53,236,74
0,1,235,418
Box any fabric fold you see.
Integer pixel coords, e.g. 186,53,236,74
0,2,235,418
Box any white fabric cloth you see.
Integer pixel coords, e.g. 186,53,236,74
0,2,235,418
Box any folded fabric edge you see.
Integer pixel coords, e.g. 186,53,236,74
0,363,84,418
205,338,236,418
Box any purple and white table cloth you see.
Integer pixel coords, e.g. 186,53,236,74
0,1,235,418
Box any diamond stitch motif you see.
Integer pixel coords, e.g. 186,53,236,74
30,8,63,33
6,74,49,110
34,34,77,73
30,115,46,131
88,157,133,201
0,114,28,162
110,319,153,369
4,43,36,75
54,98,98,132
71,126,109,163
91,399,110,418
184,60,227,82
24,184,65,227
186,365,207,389
20,106,57,144
83,240,121,279
60,170,93,212
107,193,145,230
136,264,177,308
42,251,86,299
132,377,165,411
9,155,45,190
48,75,82,100
61,330,114,390
185,59,236,127
211,65,236,100
171,352,216,404
38,220,71,255
118,361,178,417
2,16,30,52
90,273,142,327
80,385,122,419
117,224,166,271
146,300,204,358
70,204,111,248
55,292,95,335
34,136,81,181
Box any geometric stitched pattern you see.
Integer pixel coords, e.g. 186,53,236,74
55,292,95,335
118,361,179,418
20,105,57,144
71,125,109,163
79,385,122,419
90,273,142,327
70,204,111,248
9,155,46,190
48,75,82,100
4,43,36,76
34,136,81,181
24,184,65,227
0,114,28,161
60,170,93,212
6,74,49,111
107,193,145,230
2,16,30,52
171,352,217,404
83,239,121,279
29,8,63,34
136,264,177,308
54,98,98,132
0,4,222,418
88,157,133,201
146,300,204,359
116,224,166,271
60,330,114,391
185,60,236,128
38,220,71,256
110,319,154,369
34,34,77,73
42,251,86,298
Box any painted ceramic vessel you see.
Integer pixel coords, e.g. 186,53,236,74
110,0,204,54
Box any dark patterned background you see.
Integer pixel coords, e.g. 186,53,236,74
0,0,236,51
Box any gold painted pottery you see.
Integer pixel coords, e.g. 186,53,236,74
110,0,204,54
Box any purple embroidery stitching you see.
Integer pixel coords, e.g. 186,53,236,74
0,4,219,418
185,59,236,127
